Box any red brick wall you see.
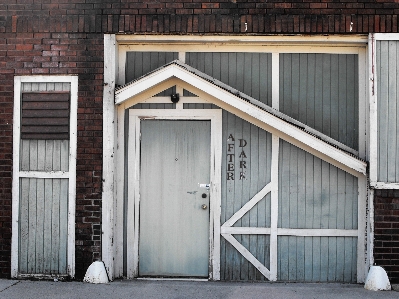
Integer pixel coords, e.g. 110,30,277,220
374,190,399,284
0,31,104,279
1,1,399,34
1,0,399,279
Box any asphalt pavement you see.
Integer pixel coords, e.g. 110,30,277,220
0,279,398,299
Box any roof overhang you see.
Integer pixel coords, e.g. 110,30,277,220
115,61,367,177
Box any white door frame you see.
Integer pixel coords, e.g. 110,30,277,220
127,109,222,280
11,75,78,278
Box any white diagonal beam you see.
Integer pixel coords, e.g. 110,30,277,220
222,183,272,228
222,233,271,280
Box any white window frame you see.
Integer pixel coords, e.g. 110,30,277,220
369,33,399,189
127,109,222,280
11,75,78,278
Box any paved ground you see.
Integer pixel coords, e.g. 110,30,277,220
0,279,398,299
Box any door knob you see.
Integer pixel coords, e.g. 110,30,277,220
201,204,208,210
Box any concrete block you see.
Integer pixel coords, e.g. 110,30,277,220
83,261,109,284
364,266,391,291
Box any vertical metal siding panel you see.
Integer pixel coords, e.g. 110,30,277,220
387,41,398,182
27,178,36,273
321,55,331,139
330,55,339,143
43,178,52,273
377,41,389,182
20,140,29,171
278,140,357,281
51,179,60,273
291,54,300,120
248,121,258,280
58,179,69,273
220,110,228,281
219,110,272,280
224,111,236,280
53,140,61,171
240,119,251,280
233,116,243,280
60,140,69,172
277,236,289,281
251,54,260,102
35,163,45,274
280,54,358,150
186,52,272,105
37,141,45,171
19,178,29,273
289,236,297,281
348,55,359,150
29,140,38,171
298,54,308,127
338,55,349,148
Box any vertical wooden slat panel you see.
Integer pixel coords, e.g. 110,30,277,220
43,178,52,273
60,140,69,171
125,51,178,96
27,178,36,273
376,40,399,183
280,53,358,150
20,140,30,171
35,172,45,273
277,236,357,282
18,81,71,276
53,140,61,171
19,178,29,273
278,140,358,282
186,52,272,105
58,179,69,273
51,179,60,273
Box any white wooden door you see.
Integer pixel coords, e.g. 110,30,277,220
139,120,211,277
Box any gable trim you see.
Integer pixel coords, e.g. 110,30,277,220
115,63,366,177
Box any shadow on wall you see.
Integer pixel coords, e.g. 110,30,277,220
75,248,94,280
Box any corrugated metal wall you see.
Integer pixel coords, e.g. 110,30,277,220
280,54,359,150
376,40,399,183
278,140,358,282
18,83,70,275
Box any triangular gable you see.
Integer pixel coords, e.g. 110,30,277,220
115,60,366,177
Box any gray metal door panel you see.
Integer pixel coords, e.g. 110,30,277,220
139,120,211,277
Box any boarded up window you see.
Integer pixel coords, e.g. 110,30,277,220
21,92,70,140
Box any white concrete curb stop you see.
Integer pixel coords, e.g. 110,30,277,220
83,261,109,284
364,266,391,291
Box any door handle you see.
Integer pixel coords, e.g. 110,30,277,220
201,204,208,210
199,183,210,189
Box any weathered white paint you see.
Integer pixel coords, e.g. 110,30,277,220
364,266,391,291
270,135,279,281
102,34,117,280
19,171,69,179
107,35,370,282
369,33,378,185
271,53,279,110
12,75,77,278
115,63,367,176
83,261,109,284
127,109,222,280
357,175,368,282
222,183,271,228
221,227,272,234
11,77,22,278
